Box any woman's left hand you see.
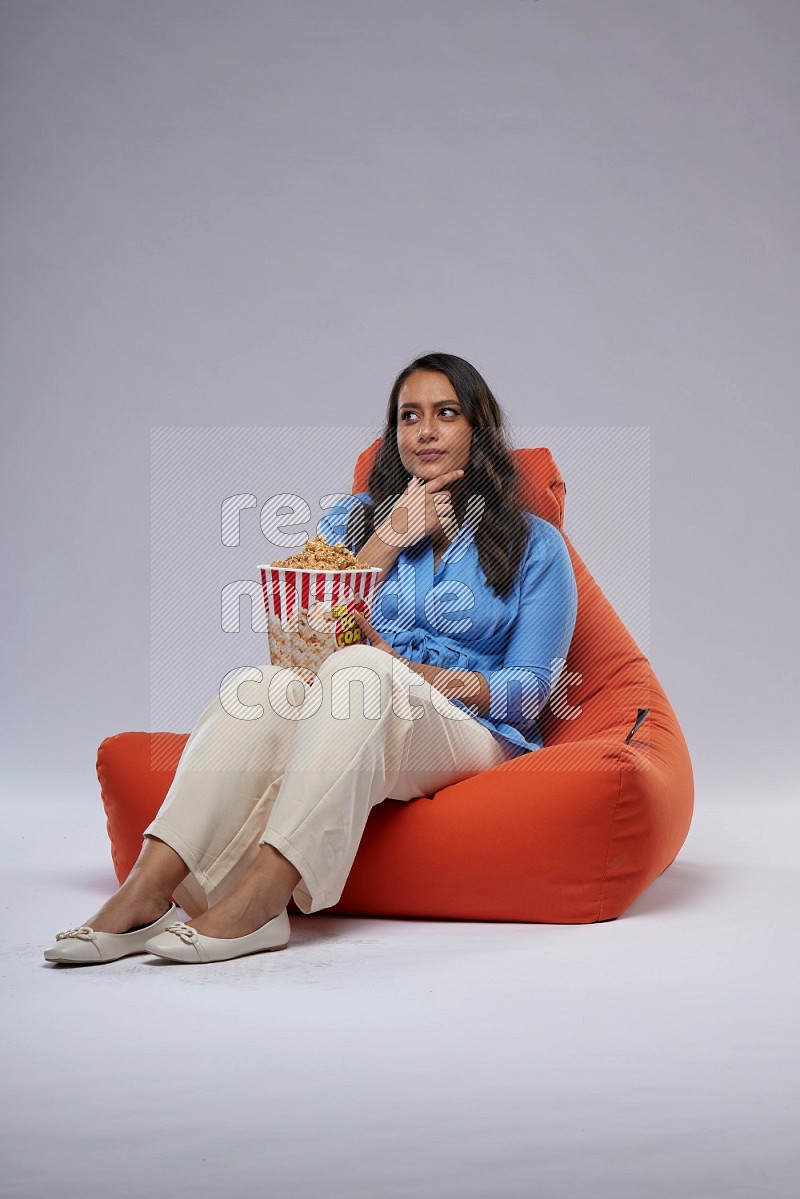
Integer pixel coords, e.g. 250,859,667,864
345,602,399,659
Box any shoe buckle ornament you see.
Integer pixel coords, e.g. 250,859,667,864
165,921,199,944
55,926,97,942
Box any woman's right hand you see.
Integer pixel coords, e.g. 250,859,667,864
378,470,465,550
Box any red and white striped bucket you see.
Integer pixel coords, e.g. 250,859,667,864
257,565,383,677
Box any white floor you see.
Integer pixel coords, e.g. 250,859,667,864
3,792,799,1199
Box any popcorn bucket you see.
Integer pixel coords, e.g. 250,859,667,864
258,565,383,679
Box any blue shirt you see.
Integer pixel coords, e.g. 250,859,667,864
317,491,578,757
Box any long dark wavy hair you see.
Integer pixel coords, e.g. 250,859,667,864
345,351,532,601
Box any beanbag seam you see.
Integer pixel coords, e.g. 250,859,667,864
96,735,125,883
597,755,626,921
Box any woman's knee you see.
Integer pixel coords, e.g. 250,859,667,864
318,644,397,694
221,650,396,725
315,644,396,719
318,642,395,676
218,662,305,722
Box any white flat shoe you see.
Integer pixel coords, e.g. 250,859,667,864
43,902,180,965
143,909,291,963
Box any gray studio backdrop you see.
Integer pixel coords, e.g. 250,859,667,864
2,0,797,805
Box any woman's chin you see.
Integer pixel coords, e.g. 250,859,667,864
414,457,449,472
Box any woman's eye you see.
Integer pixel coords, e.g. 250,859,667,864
401,408,459,421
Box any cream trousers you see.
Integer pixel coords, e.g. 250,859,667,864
143,643,512,917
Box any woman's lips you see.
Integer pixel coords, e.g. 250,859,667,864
417,450,445,460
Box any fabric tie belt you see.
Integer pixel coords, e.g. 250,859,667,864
381,626,476,673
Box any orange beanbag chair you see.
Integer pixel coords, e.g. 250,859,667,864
97,445,693,923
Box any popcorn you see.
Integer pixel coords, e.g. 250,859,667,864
271,534,369,572
258,534,382,682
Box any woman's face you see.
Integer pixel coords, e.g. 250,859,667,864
395,370,473,481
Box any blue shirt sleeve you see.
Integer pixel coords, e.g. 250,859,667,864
485,519,578,736
316,492,372,554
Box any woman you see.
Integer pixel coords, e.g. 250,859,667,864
44,352,578,965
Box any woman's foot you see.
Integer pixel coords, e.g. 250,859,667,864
80,887,173,935
186,843,299,939
189,879,285,940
